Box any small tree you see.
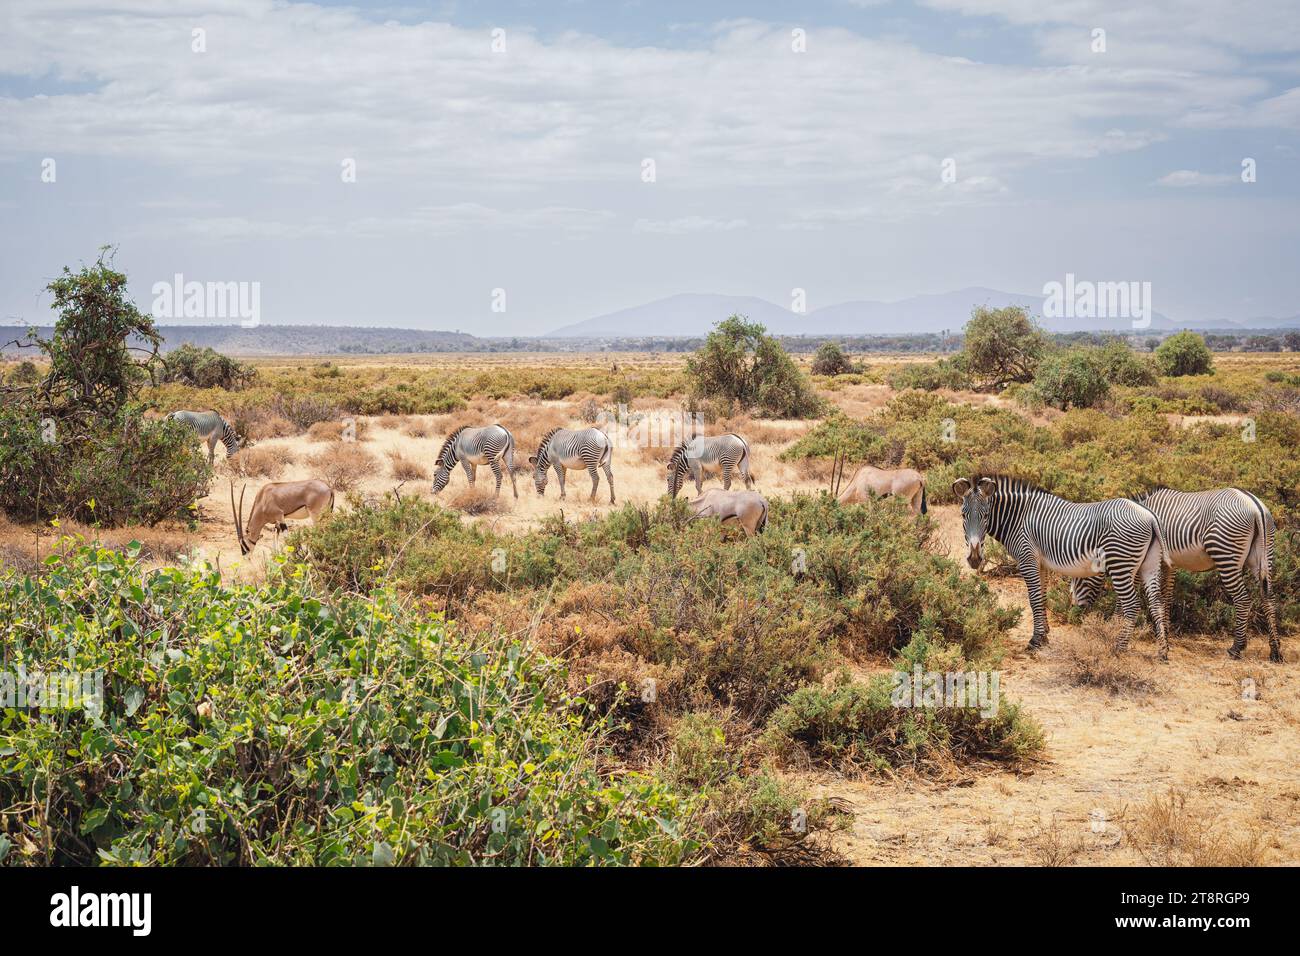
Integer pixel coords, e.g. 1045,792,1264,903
686,315,822,418
1284,331,1300,353
963,306,1047,390
159,344,256,389
811,342,854,377
1032,349,1110,410
1155,331,1214,377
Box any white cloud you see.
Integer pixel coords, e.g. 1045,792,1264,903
633,217,748,234
1155,170,1238,187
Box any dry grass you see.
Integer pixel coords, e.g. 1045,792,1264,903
1051,620,1164,696
1027,815,1087,866
446,486,506,515
387,450,429,481
1120,788,1272,866
244,414,299,441
308,444,379,492
307,420,369,442
224,445,295,479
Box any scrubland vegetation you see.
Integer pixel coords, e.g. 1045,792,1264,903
3,263,1298,866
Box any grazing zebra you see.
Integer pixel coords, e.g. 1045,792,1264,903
529,427,615,503
1072,488,1282,663
666,434,753,498
432,424,518,498
169,409,239,464
955,475,1171,658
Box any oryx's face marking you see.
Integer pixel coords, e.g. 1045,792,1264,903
954,477,996,570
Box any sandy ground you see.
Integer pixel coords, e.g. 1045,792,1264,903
805,504,1300,866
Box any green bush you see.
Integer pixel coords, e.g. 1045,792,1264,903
963,305,1047,389
1032,348,1111,410
158,344,255,390
686,315,822,418
0,545,692,866
886,356,972,391
811,342,855,377
1156,331,1214,377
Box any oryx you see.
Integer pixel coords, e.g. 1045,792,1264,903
836,465,927,515
687,489,769,537
231,480,334,555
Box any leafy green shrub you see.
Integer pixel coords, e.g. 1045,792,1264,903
686,315,822,418
1095,340,1157,387
158,344,255,390
811,342,855,377
1156,331,1214,377
0,545,692,866
963,305,1047,389
1032,348,1111,410
886,356,972,391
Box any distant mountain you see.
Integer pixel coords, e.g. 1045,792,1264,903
547,293,798,337
549,286,1192,337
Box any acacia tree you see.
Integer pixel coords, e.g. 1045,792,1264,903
963,306,1047,390
686,315,822,418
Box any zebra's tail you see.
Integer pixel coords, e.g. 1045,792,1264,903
1244,492,1273,590
757,498,768,534
920,482,928,515
735,434,754,487
500,425,516,471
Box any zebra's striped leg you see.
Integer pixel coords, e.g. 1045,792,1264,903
507,458,519,499
1016,555,1049,650
462,460,476,486
1141,570,1170,661
602,459,615,504
587,462,600,501
207,434,217,465
1262,578,1282,663
721,463,732,490
1220,566,1254,660
1107,572,1138,655
489,459,503,497
555,463,567,500
1160,562,1175,635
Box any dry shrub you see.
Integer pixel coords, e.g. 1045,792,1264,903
1121,789,1271,866
403,417,434,439
375,414,404,430
387,450,429,481
1028,815,1086,866
447,485,505,516
308,444,378,492
307,420,369,442
225,445,294,480
1052,620,1163,696
246,414,299,441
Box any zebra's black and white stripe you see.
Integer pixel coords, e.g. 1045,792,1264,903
529,427,614,503
1073,487,1281,662
956,475,1171,658
169,409,239,464
432,424,518,498
666,434,753,498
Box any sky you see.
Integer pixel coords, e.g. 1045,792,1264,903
1,0,1298,336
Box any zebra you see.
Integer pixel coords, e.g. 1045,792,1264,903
169,409,239,464
432,424,518,498
529,427,615,503
666,434,753,498
1071,488,1282,663
955,474,1171,658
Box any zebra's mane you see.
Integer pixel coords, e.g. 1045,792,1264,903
535,427,563,458
978,473,1055,497
436,426,468,466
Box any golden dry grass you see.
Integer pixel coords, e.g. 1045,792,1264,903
1052,620,1164,696
387,450,428,481
308,443,378,491
1120,788,1272,866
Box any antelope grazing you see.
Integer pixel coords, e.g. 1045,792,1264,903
687,489,769,537
432,424,518,498
666,434,753,498
529,427,615,503
836,464,928,515
170,409,239,464
955,475,1171,659
231,480,334,554
1072,487,1282,663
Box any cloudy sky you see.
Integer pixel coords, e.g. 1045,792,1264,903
1,0,1298,335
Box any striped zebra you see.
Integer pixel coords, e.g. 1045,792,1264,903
529,427,615,503
169,409,239,464
1072,488,1282,663
666,434,753,498
955,475,1171,658
432,424,518,498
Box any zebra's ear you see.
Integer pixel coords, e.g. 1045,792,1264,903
528,456,537,464
951,478,972,498
977,477,997,497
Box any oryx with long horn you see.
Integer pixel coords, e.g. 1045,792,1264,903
230,479,334,555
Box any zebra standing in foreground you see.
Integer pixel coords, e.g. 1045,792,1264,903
666,434,753,498
1072,488,1282,663
169,410,239,464
432,424,518,498
956,475,1171,658
529,427,615,503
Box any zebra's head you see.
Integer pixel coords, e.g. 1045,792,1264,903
1070,576,1104,609
528,429,559,496
953,476,998,569
431,427,465,494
